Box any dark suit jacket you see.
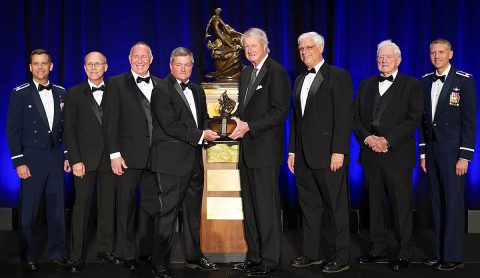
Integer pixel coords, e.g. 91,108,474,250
237,56,291,168
63,81,106,171
6,81,66,168
289,63,353,169
419,68,477,161
353,73,423,169
149,74,208,176
103,71,162,169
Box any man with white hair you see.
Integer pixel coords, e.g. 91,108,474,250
229,28,290,276
288,31,353,273
353,40,423,271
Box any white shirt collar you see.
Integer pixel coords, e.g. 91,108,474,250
436,64,451,77
88,79,105,89
381,69,398,80
131,69,150,81
253,54,268,71
33,79,50,91
311,59,325,74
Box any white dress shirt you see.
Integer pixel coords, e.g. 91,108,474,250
177,80,205,144
88,79,105,106
378,70,398,96
431,64,451,120
131,69,153,102
34,80,54,130
300,60,325,115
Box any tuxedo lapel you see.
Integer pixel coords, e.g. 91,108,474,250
82,83,103,125
30,83,50,129
126,72,152,141
239,67,250,111
424,78,433,123
167,74,197,126
304,65,326,114
434,68,455,120
366,80,378,119
52,87,62,130
244,59,268,109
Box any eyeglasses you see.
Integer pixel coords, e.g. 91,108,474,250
377,55,396,62
85,62,105,68
298,45,316,52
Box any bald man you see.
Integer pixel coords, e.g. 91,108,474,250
64,51,120,273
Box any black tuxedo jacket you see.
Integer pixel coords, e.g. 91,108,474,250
103,71,162,169
63,81,106,171
6,81,66,168
289,63,353,169
419,68,477,161
353,73,423,169
237,56,291,168
149,74,208,176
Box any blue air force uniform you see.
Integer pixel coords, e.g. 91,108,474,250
6,81,67,262
419,66,477,262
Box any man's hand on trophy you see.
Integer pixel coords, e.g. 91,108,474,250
204,130,221,141
228,117,249,140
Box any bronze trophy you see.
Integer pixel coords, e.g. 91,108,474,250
209,91,237,139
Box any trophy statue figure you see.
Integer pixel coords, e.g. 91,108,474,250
209,91,237,138
205,8,243,83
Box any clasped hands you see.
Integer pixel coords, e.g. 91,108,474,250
365,135,389,153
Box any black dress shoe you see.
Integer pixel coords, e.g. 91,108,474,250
123,259,138,270
152,265,171,278
390,259,409,271
22,261,39,272
359,252,387,264
423,256,441,266
68,259,84,273
185,257,219,271
291,256,326,268
322,261,349,273
139,255,153,265
51,256,69,266
435,261,464,271
246,265,279,276
97,252,122,264
230,259,260,271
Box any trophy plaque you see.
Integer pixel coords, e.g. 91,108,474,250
208,91,237,138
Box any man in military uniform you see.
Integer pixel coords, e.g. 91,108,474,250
6,49,71,271
419,38,477,271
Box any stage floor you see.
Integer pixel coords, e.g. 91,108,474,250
0,229,479,278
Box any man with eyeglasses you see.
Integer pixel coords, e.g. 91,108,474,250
63,51,122,272
353,40,423,271
6,49,71,272
419,38,477,271
146,47,219,278
288,31,353,273
103,42,162,270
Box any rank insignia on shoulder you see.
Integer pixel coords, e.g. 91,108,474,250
52,84,65,90
422,72,434,78
456,71,472,78
14,83,30,91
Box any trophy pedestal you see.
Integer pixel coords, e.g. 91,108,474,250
200,82,246,262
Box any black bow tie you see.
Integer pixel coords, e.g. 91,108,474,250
136,76,151,84
432,75,446,83
378,75,394,82
180,82,191,91
38,84,52,91
306,68,316,75
91,85,105,92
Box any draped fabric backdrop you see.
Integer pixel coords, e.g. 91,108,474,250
1,0,479,227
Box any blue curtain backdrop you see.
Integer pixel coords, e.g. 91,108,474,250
1,0,479,225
